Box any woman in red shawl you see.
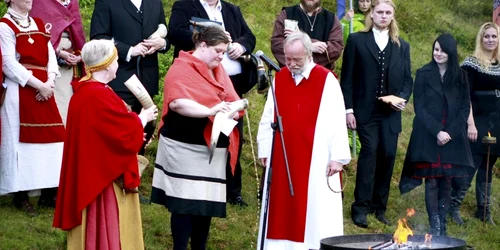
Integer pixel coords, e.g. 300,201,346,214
30,0,86,125
53,39,158,249
151,26,243,250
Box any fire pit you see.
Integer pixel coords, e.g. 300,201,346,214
320,234,467,250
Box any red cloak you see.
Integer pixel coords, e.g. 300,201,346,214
53,80,144,230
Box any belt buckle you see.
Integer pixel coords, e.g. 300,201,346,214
496,89,500,98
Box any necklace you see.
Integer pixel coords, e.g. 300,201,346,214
7,12,31,29
299,7,318,32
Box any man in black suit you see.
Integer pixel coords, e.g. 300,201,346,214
340,0,413,228
90,0,170,154
168,0,256,207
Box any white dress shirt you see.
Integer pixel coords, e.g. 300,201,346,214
130,0,141,10
199,0,242,76
372,27,389,51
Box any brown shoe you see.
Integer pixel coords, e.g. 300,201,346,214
15,200,38,217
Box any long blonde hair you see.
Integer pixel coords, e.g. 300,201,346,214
473,22,500,68
362,0,400,47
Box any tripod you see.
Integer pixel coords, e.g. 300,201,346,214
257,66,294,250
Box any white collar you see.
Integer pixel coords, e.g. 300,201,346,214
372,27,389,37
7,7,28,21
200,0,222,11
291,60,316,84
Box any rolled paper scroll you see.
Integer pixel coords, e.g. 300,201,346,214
209,99,249,163
148,24,168,39
137,155,149,177
124,74,154,109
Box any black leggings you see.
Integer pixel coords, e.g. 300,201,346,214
171,213,212,250
425,177,451,217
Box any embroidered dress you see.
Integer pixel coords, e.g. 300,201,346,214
0,10,63,195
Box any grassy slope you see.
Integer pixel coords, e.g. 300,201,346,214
0,0,499,249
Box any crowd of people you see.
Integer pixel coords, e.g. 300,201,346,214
0,0,499,249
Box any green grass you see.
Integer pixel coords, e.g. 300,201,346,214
1,0,500,249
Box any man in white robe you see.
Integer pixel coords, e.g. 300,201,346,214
256,31,351,250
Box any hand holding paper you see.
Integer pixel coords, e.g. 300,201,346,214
378,95,406,111
209,99,249,163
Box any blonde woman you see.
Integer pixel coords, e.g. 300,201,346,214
449,22,500,225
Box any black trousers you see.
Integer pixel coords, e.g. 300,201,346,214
226,117,243,200
352,109,398,217
171,213,212,250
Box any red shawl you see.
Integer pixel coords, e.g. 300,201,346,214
53,80,143,230
30,0,86,51
159,51,242,174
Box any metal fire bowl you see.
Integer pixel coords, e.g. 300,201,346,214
320,234,467,250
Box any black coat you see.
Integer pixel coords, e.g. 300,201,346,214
168,0,257,96
340,31,413,133
399,63,474,194
90,0,170,97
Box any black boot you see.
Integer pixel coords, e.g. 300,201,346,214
449,187,467,225
38,188,57,208
475,182,495,225
13,191,38,217
429,215,441,236
439,215,447,236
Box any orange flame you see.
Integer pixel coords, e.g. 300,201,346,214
425,233,432,246
392,208,416,244
489,132,492,137
393,218,414,244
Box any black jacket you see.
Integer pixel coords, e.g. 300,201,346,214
400,63,473,194
168,0,257,96
340,31,413,133
90,0,170,97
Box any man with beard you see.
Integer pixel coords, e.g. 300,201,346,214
340,0,413,228
271,0,344,70
257,31,350,250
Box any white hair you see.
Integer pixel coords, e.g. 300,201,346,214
284,31,314,58
81,39,116,67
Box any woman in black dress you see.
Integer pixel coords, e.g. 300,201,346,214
399,33,473,236
449,22,500,225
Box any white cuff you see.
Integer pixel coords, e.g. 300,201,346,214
346,109,354,114
126,47,133,62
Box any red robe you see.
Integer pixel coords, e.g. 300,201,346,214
267,65,328,242
53,80,143,230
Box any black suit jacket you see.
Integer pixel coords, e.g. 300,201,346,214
168,0,256,96
90,0,169,98
399,63,473,194
340,31,413,133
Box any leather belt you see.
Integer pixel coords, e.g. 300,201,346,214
474,90,500,98
21,63,47,71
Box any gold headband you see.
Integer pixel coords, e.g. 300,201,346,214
80,47,118,81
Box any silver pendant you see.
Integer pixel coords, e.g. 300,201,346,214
310,28,314,32
28,37,34,44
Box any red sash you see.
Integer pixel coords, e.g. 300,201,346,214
0,17,64,143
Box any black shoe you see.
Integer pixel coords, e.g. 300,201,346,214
352,214,368,228
14,200,39,217
139,194,151,205
228,196,248,207
449,211,464,225
37,197,56,208
376,214,392,226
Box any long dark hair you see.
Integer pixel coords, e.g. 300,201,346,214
432,33,464,86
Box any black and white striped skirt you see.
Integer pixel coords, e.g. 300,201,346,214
151,135,228,218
